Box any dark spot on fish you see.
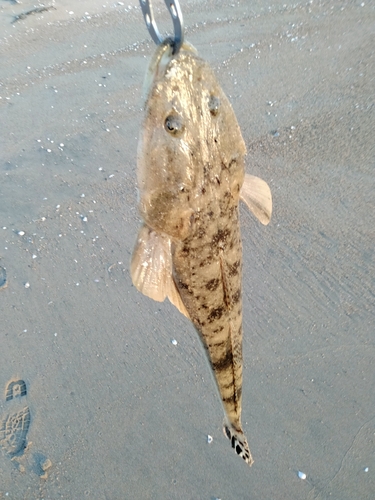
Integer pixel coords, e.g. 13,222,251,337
231,436,236,448
208,95,220,116
213,326,224,333
208,306,224,322
206,278,220,291
165,114,184,136
224,426,231,440
229,158,237,169
195,317,203,327
181,245,190,256
197,226,206,238
223,386,242,404
228,260,241,276
233,288,241,304
199,255,213,267
236,444,242,455
228,206,236,217
220,204,230,220
212,350,233,372
212,229,230,247
201,187,206,194
208,339,227,349
178,280,189,290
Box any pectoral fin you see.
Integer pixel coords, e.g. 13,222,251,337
131,224,190,319
130,224,172,302
240,174,272,225
166,279,190,319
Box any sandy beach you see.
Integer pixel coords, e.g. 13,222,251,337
1,0,374,498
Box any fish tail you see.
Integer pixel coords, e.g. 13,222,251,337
223,422,254,466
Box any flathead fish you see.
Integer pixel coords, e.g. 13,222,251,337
131,41,272,466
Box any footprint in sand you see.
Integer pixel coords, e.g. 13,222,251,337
0,266,7,290
0,379,30,456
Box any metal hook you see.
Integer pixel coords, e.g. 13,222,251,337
139,0,184,55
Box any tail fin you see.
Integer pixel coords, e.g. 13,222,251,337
223,423,254,466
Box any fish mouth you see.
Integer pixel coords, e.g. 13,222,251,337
142,40,198,100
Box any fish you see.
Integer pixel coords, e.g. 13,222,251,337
131,40,272,467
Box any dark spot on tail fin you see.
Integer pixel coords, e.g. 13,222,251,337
223,424,254,466
224,425,231,440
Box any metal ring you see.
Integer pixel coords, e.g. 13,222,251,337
139,0,184,54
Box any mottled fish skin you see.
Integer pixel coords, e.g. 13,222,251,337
132,41,272,467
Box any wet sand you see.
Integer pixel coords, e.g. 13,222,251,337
1,0,374,498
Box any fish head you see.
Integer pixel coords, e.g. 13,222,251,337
137,41,246,239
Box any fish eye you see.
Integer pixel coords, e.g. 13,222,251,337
208,95,220,116
164,114,184,135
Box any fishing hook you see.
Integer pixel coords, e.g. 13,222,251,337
139,0,184,55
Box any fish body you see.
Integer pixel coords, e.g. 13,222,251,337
131,41,272,466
